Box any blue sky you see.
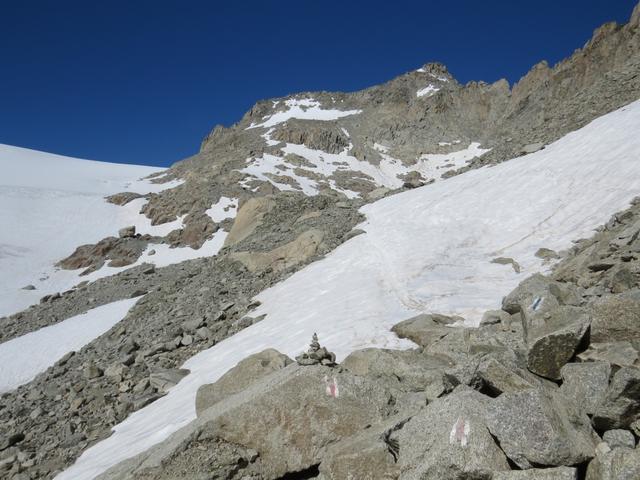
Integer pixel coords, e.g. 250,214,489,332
1,0,637,167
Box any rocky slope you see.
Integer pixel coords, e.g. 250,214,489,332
0,3,640,480
94,191,640,480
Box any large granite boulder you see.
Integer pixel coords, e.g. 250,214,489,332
391,313,459,348
207,364,394,479
341,348,451,395
486,388,598,468
395,387,510,479
586,443,640,480
592,366,640,430
589,292,640,343
559,362,611,415
195,348,292,416
525,306,590,380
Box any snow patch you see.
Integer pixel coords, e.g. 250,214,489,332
417,84,440,98
247,98,362,129
0,298,140,393
206,197,238,223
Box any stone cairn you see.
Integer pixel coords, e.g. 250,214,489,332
295,333,337,366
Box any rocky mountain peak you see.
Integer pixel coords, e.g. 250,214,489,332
416,61,452,81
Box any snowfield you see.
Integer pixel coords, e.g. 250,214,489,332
0,297,140,393
0,145,186,317
58,100,640,480
247,97,362,129
243,138,490,197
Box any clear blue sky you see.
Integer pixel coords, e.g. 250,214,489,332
1,0,637,167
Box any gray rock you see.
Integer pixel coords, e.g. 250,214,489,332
590,293,640,343
195,349,292,416
491,256,521,273
492,467,577,479
520,142,545,154
609,266,635,293
593,366,640,430
586,442,640,480
83,363,103,379
396,387,510,479
480,309,511,327
560,362,611,415
149,368,190,393
472,358,536,395
180,318,204,333
526,306,590,380
0,432,24,450
118,226,136,238
206,365,394,479
602,429,636,449
341,348,450,397
104,362,128,380
391,313,458,348
577,341,639,367
486,388,598,468
502,273,562,315
318,418,401,480
535,247,561,262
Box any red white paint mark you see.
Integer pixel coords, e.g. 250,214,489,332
449,417,470,448
324,375,339,398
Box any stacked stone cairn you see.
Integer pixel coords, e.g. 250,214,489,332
295,333,337,366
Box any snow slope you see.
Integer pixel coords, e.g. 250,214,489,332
0,145,182,317
58,100,640,480
0,297,139,393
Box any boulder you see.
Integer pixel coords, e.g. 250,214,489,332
586,443,640,480
231,229,325,273
149,368,190,393
480,309,511,327
207,365,394,479
577,341,639,367
391,313,458,348
492,467,577,479
526,306,590,380
520,142,544,154
602,429,636,449
592,366,640,430
318,419,401,480
83,363,103,379
491,256,521,273
590,293,640,343
118,226,136,238
486,388,598,468
223,196,275,246
502,273,560,314
342,348,450,396
396,387,510,479
472,358,536,396
196,349,292,416
560,362,611,415
609,266,635,293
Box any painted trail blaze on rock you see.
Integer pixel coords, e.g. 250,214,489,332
324,375,339,398
449,417,470,447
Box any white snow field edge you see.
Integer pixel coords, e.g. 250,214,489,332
0,297,139,393
0,144,176,317
58,100,640,480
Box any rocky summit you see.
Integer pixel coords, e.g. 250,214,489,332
1,3,640,480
